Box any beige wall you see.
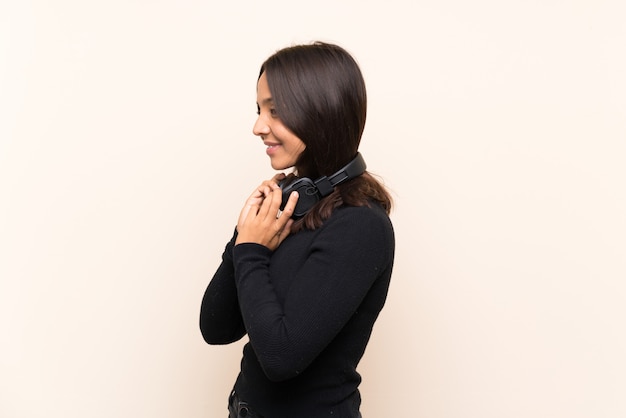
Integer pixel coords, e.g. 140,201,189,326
1,1,625,417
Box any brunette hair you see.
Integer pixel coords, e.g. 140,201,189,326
260,42,392,230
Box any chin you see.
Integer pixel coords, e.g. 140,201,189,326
270,159,295,171
271,164,290,171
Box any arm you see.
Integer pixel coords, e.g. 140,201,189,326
199,230,246,344
233,207,395,381
200,174,295,344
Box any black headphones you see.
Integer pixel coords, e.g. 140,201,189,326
279,153,367,218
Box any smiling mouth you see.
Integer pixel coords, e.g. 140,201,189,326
265,143,281,156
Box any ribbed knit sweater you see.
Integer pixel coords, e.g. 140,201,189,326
200,203,395,417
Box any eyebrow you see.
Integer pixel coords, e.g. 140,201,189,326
257,97,274,106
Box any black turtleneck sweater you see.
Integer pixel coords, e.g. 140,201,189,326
200,203,395,417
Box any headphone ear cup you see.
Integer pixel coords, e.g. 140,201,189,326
277,153,366,219
279,177,321,218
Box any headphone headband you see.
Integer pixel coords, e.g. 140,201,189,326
279,153,367,218
314,153,367,196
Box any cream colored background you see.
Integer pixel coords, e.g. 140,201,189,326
1,1,625,417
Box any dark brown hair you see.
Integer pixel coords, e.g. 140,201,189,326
260,42,392,230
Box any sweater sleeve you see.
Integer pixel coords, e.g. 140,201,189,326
199,229,247,344
232,207,394,381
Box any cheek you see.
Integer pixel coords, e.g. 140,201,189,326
288,140,305,159
284,133,304,152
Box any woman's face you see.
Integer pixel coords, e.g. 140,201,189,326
253,72,306,170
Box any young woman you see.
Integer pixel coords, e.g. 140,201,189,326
200,42,395,418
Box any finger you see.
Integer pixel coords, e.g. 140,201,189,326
268,183,287,219
245,186,266,208
272,173,287,183
245,186,266,209
262,180,280,190
260,176,283,189
238,192,262,228
257,183,283,223
242,201,260,225
239,203,253,223
256,185,270,198
277,218,294,241
278,190,299,221
255,178,277,197
245,196,263,211
256,185,275,220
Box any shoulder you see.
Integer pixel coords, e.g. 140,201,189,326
317,203,395,248
330,202,393,228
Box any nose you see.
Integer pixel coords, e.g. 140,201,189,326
252,114,270,137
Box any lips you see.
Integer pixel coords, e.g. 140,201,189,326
264,141,281,154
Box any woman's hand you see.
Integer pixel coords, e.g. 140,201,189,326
236,174,299,251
